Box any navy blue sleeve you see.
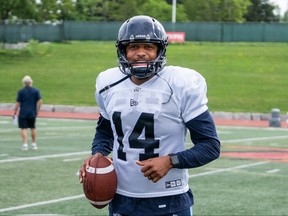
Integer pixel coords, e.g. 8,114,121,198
176,110,221,168
91,115,114,156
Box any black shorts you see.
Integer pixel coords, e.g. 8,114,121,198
18,117,36,129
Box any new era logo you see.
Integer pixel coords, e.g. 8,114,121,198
130,99,138,107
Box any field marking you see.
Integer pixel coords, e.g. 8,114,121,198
266,169,280,174
189,161,269,178
63,158,83,162
185,135,288,147
0,125,94,133
0,195,85,213
0,161,269,213
222,135,288,143
0,151,90,164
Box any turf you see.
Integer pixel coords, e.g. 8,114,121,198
0,117,288,215
0,41,288,113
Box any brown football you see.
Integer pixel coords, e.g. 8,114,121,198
82,155,117,209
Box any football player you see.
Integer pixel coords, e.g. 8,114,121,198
80,15,220,216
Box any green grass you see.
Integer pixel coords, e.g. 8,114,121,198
1,117,288,215
1,41,288,113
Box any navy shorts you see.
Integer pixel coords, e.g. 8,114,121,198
18,117,36,129
109,190,193,216
110,206,192,216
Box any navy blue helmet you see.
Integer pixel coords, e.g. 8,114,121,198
116,15,168,79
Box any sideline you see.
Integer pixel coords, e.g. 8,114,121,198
0,161,268,213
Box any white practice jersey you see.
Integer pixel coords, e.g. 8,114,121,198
95,65,208,198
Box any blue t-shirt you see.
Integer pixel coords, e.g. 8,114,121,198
16,87,42,118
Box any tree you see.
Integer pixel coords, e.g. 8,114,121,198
105,0,143,21
244,0,280,22
283,11,288,22
139,0,188,21
0,0,37,21
74,0,106,21
219,0,251,22
183,0,250,22
34,0,78,22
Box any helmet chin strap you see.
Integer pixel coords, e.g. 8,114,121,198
130,61,155,79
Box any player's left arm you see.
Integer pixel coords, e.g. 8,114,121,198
176,110,221,168
137,110,220,182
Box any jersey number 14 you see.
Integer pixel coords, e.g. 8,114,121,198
112,111,160,161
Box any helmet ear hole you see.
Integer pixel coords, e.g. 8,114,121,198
116,15,168,78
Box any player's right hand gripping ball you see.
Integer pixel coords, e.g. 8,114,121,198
82,155,117,209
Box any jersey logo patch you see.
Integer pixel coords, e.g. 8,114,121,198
130,99,138,106
165,179,182,188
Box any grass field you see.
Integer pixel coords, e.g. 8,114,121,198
1,116,288,215
0,41,288,113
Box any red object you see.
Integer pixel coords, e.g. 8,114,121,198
82,156,117,209
166,32,185,43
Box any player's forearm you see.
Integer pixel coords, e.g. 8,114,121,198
91,115,114,155
176,139,220,168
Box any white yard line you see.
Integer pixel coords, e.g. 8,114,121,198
0,195,85,213
0,151,91,164
266,169,280,174
189,161,269,178
185,135,288,147
221,135,288,143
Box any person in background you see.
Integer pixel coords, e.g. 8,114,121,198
80,15,220,216
14,75,42,150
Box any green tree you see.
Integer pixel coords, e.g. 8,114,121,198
74,0,105,21
93,0,188,22
283,11,288,22
105,0,143,21
183,0,250,22
35,0,77,22
244,0,280,22
219,0,251,22
0,0,37,21
140,0,176,21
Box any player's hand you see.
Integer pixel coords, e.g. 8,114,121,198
79,153,103,183
136,155,173,183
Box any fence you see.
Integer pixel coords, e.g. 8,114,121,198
0,21,288,43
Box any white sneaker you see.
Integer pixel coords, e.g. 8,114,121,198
22,144,28,151
31,143,38,150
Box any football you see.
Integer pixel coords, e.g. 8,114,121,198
82,155,117,209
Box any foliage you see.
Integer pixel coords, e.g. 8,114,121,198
244,0,280,22
183,0,251,22
283,11,288,22
105,0,143,21
0,0,284,23
74,0,107,21
0,0,37,20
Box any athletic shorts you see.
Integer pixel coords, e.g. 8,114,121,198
109,190,193,216
18,117,36,129
110,206,192,216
